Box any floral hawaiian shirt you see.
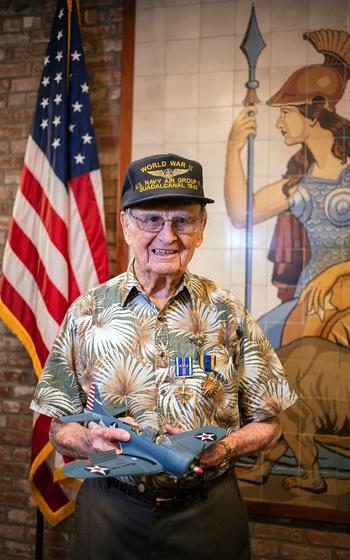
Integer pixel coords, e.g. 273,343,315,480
31,261,297,439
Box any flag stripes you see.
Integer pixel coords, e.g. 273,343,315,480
0,0,109,525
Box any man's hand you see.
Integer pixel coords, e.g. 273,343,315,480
199,440,230,468
88,426,131,453
49,419,131,458
164,424,230,469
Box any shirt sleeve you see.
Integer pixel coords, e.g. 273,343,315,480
235,305,298,424
30,305,85,419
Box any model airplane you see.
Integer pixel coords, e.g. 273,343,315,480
60,383,226,480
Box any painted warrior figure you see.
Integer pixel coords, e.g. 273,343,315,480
225,29,350,349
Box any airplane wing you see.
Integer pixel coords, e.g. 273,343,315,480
168,426,227,455
60,412,102,423
62,450,163,479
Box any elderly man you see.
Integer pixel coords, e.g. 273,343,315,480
31,153,297,560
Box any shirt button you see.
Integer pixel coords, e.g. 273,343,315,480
159,351,165,358
160,388,168,396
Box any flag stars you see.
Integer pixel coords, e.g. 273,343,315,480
69,123,76,132
72,101,83,112
40,97,49,109
42,76,50,87
71,50,82,61
57,30,63,40
54,72,63,84
82,133,93,144
52,115,61,127
58,8,64,19
80,82,89,93
53,93,62,106
40,119,48,130
52,138,61,149
44,56,50,66
74,153,85,164
55,50,63,62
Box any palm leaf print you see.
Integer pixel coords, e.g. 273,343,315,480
33,385,82,417
81,305,136,355
95,354,155,410
167,299,222,348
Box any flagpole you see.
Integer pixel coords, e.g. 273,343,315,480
35,509,44,560
239,4,265,310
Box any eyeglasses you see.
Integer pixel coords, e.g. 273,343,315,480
129,211,203,234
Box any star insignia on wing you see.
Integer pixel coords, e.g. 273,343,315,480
147,168,189,179
84,465,110,476
195,432,217,441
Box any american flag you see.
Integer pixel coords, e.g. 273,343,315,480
0,0,109,524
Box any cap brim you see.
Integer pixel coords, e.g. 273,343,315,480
123,193,215,208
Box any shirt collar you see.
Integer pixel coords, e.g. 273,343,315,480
120,259,193,307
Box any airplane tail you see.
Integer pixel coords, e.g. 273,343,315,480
85,383,106,415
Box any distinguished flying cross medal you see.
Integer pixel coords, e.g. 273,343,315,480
174,357,194,404
199,354,222,398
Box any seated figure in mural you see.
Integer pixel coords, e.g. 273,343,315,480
225,29,350,350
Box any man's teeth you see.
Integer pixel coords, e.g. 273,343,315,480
153,249,176,255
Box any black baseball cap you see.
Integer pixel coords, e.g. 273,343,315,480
121,153,215,209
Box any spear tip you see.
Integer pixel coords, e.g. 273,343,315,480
240,3,266,68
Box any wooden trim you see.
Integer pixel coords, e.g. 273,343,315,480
246,499,350,525
116,0,135,274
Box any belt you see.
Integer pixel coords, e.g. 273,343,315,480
108,470,230,509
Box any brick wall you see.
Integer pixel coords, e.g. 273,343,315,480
0,2,349,560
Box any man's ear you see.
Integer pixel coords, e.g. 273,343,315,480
195,218,207,248
120,211,133,245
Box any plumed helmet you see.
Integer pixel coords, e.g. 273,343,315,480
267,29,350,110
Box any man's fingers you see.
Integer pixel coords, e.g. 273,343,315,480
104,427,131,442
164,424,183,435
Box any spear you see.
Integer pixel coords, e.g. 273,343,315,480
239,4,265,310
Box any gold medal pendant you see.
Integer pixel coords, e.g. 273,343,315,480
202,374,221,398
174,379,194,404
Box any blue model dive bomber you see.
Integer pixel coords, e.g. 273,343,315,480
61,384,226,480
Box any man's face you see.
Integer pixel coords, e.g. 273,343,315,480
121,201,206,280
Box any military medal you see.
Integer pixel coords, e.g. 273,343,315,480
202,375,221,398
174,379,194,404
198,354,223,398
175,356,193,377
174,357,194,404
199,354,216,372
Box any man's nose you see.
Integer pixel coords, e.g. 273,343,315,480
157,219,177,241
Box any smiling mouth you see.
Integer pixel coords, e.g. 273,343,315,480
152,249,177,256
